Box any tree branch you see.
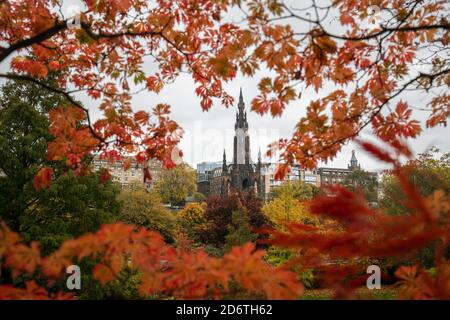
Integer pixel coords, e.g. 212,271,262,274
0,72,104,144
0,20,67,63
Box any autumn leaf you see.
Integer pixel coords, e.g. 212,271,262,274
274,163,290,181
123,158,132,171
93,263,115,285
6,242,41,276
34,167,53,191
395,265,419,282
134,110,149,125
315,36,337,53
0,281,50,300
146,74,164,93
99,168,112,184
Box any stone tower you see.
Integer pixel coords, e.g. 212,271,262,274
233,88,251,165
228,88,262,195
348,150,361,170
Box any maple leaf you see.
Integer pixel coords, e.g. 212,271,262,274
210,55,234,78
11,57,48,78
6,242,41,276
93,263,115,285
274,163,290,181
99,168,112,184
123,158,132,171
332,65,354,84
34,167,53,191
395,265,419,282
146,74,164,93
134,110,149,125
315,36,337,54
0,281,50,300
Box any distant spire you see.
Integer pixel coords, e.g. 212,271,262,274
239,87,244,105
235,87,248,129
351,150,357,161
238,87,245,113
349,150,360,170
222,149,228,172
258,149,262,162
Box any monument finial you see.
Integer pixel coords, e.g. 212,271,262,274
239,87,243,104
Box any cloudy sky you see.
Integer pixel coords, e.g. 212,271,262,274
1,0,448,174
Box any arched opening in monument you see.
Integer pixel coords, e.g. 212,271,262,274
242,178,249,190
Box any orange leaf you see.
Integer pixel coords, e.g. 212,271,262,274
93,263,114,285
123,158,132,170
34,167,53,191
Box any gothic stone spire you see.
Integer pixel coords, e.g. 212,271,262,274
233,88,251,165
222,149,228,173
235,87,248,130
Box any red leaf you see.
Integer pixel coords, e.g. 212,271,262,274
123,158,132,171
357,141,396,164
99,168,112,184
274,163,290,181
34,167,53,191
93,263,114,285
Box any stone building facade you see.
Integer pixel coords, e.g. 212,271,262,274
92,155,163,189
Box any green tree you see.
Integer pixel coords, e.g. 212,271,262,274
0,78,62,231
21,172,121,255
118,188,177,243
154,163,197,207
378,148,450,268
224,204,257,253
0,79,121,255
342,170,379,205
380,148,450,215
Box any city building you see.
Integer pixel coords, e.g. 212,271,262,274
92,155,163,189
196,161,224,183
317,150,363,185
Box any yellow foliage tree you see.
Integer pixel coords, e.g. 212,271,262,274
177,202,206,241
262,194,318,231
